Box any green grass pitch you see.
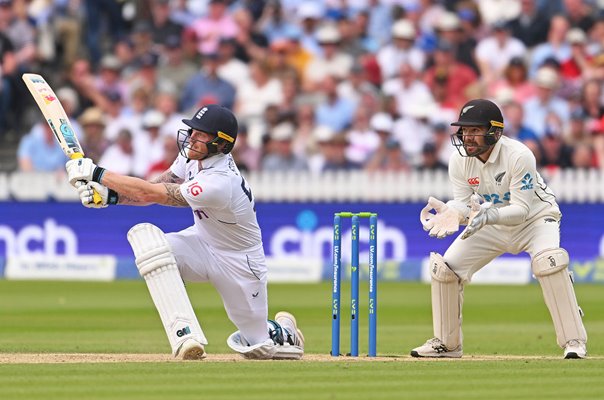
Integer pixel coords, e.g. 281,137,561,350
0,280,602,400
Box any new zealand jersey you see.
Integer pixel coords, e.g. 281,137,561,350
170,153,262,251
449,136,559,223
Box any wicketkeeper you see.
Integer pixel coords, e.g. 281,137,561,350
413,99,587,359
65,104,304,360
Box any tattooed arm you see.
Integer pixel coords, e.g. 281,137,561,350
99,169,189,207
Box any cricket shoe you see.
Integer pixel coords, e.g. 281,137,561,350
275,311,305,349
410,337,462,358
175,338,206,360
564,339,587,359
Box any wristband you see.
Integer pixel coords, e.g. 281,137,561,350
92,166,106,183
107,189,119,205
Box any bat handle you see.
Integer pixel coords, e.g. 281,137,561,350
70,153,103,205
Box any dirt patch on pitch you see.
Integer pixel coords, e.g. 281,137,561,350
2,353,595,364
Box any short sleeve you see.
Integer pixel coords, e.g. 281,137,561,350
179,174,230,209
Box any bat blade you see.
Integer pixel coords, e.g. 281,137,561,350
22,73,102,204
22,73,83,157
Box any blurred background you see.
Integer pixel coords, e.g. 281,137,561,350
0,0,603,285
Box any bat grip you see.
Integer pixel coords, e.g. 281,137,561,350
70,153,103,205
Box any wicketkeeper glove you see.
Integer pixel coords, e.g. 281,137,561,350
420,197,463,239
461,194,500,240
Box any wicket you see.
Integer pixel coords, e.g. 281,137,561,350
331,212,378,357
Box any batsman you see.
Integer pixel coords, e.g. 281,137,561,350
65,105,304,360
414,99,587,359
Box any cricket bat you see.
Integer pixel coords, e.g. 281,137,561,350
22,73,102,204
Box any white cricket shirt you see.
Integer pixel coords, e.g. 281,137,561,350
449,135,559,224
170,153,262,251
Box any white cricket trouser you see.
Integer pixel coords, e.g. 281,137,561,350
444,211,562,282
166,226,270,345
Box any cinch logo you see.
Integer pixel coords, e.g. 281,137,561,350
269,210,406,261
0,219,78,257
467,177,480,185
176,326,191,337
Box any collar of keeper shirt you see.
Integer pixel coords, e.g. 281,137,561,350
482,136,503,164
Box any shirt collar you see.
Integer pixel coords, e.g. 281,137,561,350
484,137,504,164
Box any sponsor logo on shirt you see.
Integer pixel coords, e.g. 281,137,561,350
187,182,203,196
467,177,480,186
520,173,534,190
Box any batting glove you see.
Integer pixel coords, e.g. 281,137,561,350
75,181,118,208
66,157,106,187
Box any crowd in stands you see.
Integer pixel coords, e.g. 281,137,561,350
4,0,604,178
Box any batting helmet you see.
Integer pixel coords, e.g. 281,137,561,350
179,104,238,157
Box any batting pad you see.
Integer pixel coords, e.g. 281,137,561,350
532,248,587,348
430,252,463,350
127,223,208,355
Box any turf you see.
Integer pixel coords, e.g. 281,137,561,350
0,280,602,400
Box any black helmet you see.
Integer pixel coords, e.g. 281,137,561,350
450,99,504,157
179,104,238,157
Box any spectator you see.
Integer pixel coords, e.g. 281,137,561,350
295,1,323,57
382,61,434,118
376,19,425,82
216,37,250,90
433,11,479,73
17,122,67,172
537,129,575,171
98,128,136,175
95,55,127,102
189,0,238,56
571,142,597,168
561,28,593,86
507,0,550,47
311,126,361,173
149,0,183,49
563,0,595,32
424,40,478,110
475,20,527,84
487,56,536,105
83,0,125,67
155,89,187,138
338,63,380,107
523,67,570,137
303,23,353,91
0,29,15,135
180,52,236,113
364,112,407,172
145,135,180,181
314,74,356,132
291,103,317,159
501,100,540,144
564,108,592,146
392,97,437,167
231,7,269,63
133,109,167,177
157,35,198,95
346,108,380,165
261,122,308,171
78,107,109,164
235,59,284,148
416,142,448,171
530,15,571,77
231,124,260,172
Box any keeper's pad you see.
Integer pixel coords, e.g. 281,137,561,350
532,248,587,348
127,223,208,355
430,252,463,350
